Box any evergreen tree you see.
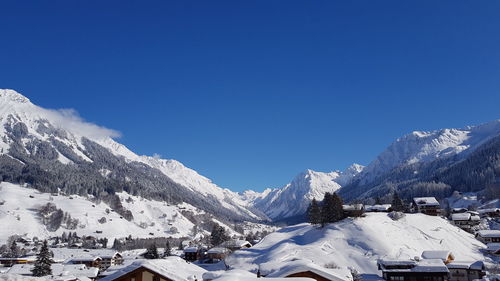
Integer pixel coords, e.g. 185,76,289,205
8,240,19,258
320,192,336,226
32,240,52,277
331,192,345,222
307,198,321,225
163,241,172,257
144,243,159,259
391,192,404,212
210,224,229,247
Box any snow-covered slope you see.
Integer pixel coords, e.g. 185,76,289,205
226,213,488,274
357,120,500,184
0,182,250,244
0,89,264,221
251,165,364,221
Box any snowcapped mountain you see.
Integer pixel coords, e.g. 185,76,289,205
250,165,364,221
0,89,264,222
357,120,500,185
340,119,500,201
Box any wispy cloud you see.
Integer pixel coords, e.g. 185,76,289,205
40,107,121,140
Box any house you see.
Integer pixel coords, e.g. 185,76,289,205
475,230,500,243
450,213,480,231
366,204,392,212
264,260,351,281
65,256,102,269
99,257,205,281
206,247,230,260
377,259,449,281
219,239,252,252
421,251,455,264
204,269,315,281
451,208,468,214
485,243,500,255
6,263,99,280
99,252,124,270
478,208,500,218
412,197,441,216
446,261,485,281
183,246,201,261
342,204,365,217
0,256,36,266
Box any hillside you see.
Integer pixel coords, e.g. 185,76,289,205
226,213,487,274
0,182,270,244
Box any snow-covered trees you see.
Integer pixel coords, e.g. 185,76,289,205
32,240,52,277
320,192,345,227
163,241,172,257
210,223,230,247
144,243,159,259
307,198,321,225
391,192,404,212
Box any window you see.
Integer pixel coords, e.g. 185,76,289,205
153,276,160,281
432,276,442,281
390,276,404,281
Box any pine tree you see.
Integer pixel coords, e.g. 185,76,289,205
332,192,345,222
144,243,159,259
210,224,229,247
320,192,336,226
307,198,321,225
9,240,19,258
391,192,404,212
32,240,52,277
163,241,172,257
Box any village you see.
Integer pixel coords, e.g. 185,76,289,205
0,195,498,281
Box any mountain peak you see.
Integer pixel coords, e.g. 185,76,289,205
0,89,31,104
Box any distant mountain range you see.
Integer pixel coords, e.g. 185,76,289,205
1,89,498,223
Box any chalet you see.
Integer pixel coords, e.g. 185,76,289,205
377,259,449,281
65,256,102,269
264,260,350,281
342,204,365,217
446,261,485,281
99,257,205,281
485,243,500,255
99,252,124,270
451,208,468,214
206,247,230,260
475,230,500,243
366,204,392,212
203,269,315,281
6,263,99,280
421,251,454,264
450,213,480,231
412,197,441,216
478,208,500,218
183,246,201,261
0,256,36,266
219,239,252,252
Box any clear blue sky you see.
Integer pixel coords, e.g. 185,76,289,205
1,1,499,192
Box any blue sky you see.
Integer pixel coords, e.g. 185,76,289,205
1,1,499,192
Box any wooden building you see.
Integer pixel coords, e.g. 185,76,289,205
66,256,102,269
100,252,124,270
206,247,230,260
475,230,500,244
183,246,201,262
265,260,349,281
421,251,455,264
377,259,449,281
412,197,441,216
446,261,485,281
450,213,480,231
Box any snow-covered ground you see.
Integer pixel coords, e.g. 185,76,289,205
0,182,272,245
226,213,488,275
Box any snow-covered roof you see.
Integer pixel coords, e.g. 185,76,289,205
446,261,484,270
478,208,499,214
366,204,391,212
265,260,351,281
413,259,449,273
342,204,364,211
206,269,314,281
476,230,500,238
99,257,206,281
413,197,440,206
7,264,99,278
486,243,500,253
183,246,199,253
220,239,252,248
421,250,453,261
207,247,229,254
